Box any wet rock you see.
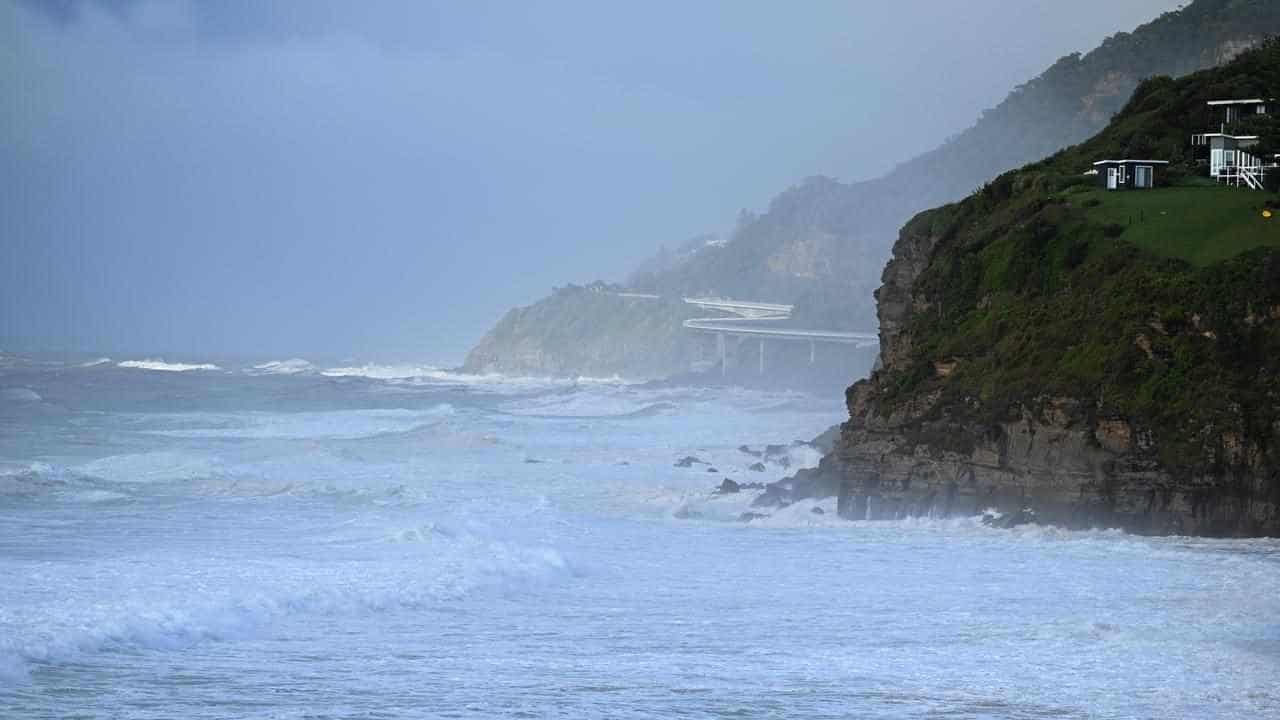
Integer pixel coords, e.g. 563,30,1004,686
716,478,741,494
811,507,825,515
751,486,791,508
738,512,769,522
1002,508,1038,528
738,444,763,457
763,444,787,458
706,467,719,473
771,456,792,469
748,462,767,472
674,455,706,468
673,507,703,519
980,508,1038,529
524,458,545,464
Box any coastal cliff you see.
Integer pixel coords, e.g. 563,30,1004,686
462,283,699,379
779,42,1280,536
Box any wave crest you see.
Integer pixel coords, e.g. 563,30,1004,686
117,359,222,372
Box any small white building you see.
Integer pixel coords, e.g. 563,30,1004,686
1191,98,1278,189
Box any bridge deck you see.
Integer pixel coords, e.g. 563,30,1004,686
683,318,877,345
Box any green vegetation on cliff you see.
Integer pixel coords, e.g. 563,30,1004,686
463,283,700,378
875,39,1280,474
1076,186,1279,265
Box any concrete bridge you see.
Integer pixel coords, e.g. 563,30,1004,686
682,297,878,375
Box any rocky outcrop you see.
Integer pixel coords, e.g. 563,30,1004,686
871,211,950,371
833,389,1280,535
462,283,700,379
807,206,1280,535
764,36,1280,537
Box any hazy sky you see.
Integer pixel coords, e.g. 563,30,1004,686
2,0,1180,361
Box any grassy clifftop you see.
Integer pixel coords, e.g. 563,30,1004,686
869,40,1280,475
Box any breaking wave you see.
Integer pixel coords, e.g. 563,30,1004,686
0,528,575,684
321,363,452,380
117,359,222,372
247,358,316,375
136,406,455,440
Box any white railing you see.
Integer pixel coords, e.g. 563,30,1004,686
1217,162,1266,189
1212,149,1268,189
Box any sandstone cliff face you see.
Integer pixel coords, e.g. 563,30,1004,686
819,214,1280,537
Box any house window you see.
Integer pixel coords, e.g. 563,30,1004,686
1258,104,1267,115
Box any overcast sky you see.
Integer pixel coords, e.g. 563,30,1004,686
2,0,1180,361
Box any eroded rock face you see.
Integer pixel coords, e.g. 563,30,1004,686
831,396,1280,536
810,217,1280,538
873,213,946,372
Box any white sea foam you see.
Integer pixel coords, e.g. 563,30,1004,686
77,451,229,485
247,358,315,375
117,359,222,372
321,363,638,393
6,361,1279,718
0,528,574,683
138,406,454,440
79,357,112,368
321,363,450,380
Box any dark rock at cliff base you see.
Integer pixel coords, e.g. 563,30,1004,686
674,456,706,468
763,444,787,458
523,458,545,464
982,508,1038,529
738,512,769,522
811,507,825,515
770,456,791,469
748,462,767,472
715,478,741,495
755,454,847,510
738,445,763,458
706,467,719,474
751,485,791,508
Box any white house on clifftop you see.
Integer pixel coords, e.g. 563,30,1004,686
1191,98,1278,189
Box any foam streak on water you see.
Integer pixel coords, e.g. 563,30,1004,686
1,356,1278,718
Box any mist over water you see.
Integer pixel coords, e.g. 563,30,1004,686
2,354,1278,718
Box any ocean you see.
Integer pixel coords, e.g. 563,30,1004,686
1,354,1278,719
